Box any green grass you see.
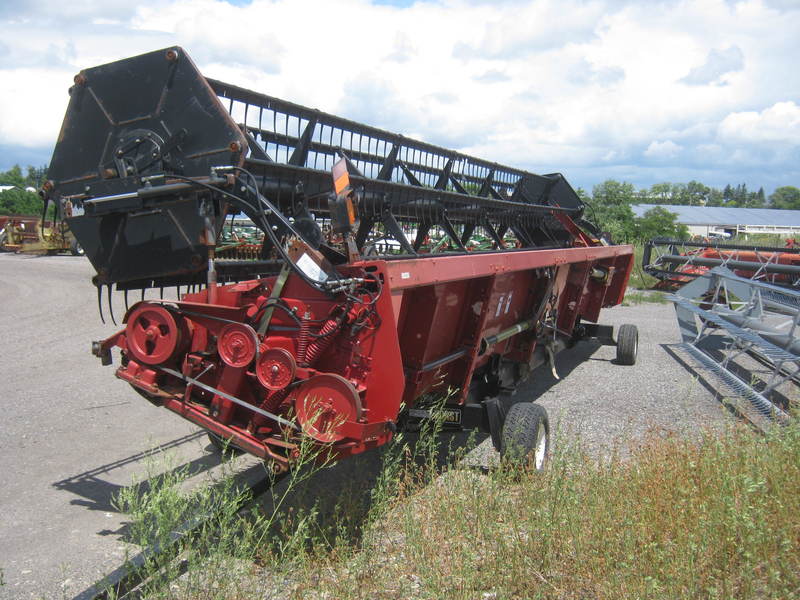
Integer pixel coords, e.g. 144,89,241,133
296,424,800,600
730,233,794,247
622,290,671,306
628,244,659,290
111,419,800,600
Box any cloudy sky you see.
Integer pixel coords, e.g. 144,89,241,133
0,0,798,193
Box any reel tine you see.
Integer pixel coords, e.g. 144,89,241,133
141,287,145,302
97,285,105,324
160,286,164,299
124,289,129,311
108,285,117,326
176,285,180,299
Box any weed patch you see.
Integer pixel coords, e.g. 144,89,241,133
113,420,800,600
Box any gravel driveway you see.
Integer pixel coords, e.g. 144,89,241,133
528,301,733,455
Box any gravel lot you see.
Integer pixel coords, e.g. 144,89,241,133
0,253,732,599
528,301,734,454
0,254,215,599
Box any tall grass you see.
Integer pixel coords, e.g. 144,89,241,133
622,290,670,306
110,434,340,599
732,233,794,247
301,423,800,600
112,419,800,600
629,244,659,290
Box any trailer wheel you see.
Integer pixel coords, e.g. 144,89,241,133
616,323,638,365
0,230,7,250
500,402,549,470
70,238,84,256
207,432,243,456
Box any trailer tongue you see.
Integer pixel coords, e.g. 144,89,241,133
45,47,636,471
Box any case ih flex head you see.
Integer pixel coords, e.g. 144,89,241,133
46,47,636,471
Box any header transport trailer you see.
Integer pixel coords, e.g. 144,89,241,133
44,47,637,471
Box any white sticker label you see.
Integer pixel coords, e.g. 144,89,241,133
296,253,328,282
505,291,514,314
495,294,505,317
401,272,411,279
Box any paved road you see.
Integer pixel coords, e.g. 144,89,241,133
0,253,219,599
0,253,733,599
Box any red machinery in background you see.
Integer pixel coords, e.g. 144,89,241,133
643,238,800,290
45,48,637,471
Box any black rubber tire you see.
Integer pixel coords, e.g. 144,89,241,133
0,229,7,250
616,323,638,366
70,238,84,256
207,432,244,456
500,402,549,470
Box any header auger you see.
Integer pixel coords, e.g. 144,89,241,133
45,47,637,471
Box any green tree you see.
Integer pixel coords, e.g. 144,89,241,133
574,187,591,204
648,182,673,204
755,187,766,207
732,183,749,207
640,181,717,206
587,180,637,243
592,180,636,206
634,206,688,242
769,186,800,210
707,188,724,206
0,165,26,188
685,180,711,206
669,183,689,205
732,184,766,208
592,202,636,243
0,188,43,216
25,165,48,189
723,184,733,204
0,164,46,216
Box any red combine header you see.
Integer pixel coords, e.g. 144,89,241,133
44,47,636,471
643,238,800,290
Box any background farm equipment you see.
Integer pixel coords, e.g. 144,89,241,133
215,220,265,260
0,214,83,255
668,267,800,427
44,47,637,472
643,237,800,290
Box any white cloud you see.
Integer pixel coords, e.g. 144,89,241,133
644,140,682,159
0,68,72,147
451,0,604,59
680,46,744,86
0,0,798,193
473,69,511,83
718,101,800,143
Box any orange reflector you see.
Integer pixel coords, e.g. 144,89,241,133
332,158,349,195
346,196,356,225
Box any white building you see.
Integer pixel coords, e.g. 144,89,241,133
631,204,800,237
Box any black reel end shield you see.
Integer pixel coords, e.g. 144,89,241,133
48,46,246,286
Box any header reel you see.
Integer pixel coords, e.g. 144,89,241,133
44,47,599,321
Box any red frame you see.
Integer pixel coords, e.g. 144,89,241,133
100,243,634,469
